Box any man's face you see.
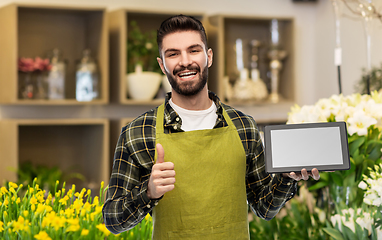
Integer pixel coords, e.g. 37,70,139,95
157,31,213,96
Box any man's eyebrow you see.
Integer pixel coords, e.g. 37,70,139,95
164,44,204,55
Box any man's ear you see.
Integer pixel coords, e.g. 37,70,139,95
157,57,166,75
207,48,213,68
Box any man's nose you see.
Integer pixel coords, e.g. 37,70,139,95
179,52,191,66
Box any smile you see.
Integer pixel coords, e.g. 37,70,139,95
178,71,197,79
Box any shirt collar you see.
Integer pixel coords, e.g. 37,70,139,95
162,91,226,130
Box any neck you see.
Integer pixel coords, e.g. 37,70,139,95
171,86,212,110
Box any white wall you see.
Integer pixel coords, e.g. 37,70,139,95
0,0,381,121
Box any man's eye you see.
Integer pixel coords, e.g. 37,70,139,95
167,53,177,57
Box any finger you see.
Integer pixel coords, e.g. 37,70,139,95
300,169,308,180
157,184,175,195
289,172,299,181
153,162,175,171
311,168,320,180
154,177,176,186
156,143,165,164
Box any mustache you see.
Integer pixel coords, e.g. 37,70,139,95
173,64,200,75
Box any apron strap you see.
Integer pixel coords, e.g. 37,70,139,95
156,102,235,133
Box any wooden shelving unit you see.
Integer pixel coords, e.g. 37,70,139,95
108,9,205,104
0,119,110,188
206,14,295,106
0,7,298,186
0,4,109,104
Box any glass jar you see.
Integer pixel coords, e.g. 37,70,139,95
75,49,99,101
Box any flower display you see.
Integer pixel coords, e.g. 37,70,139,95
18,57,52,73
359,163,382,207
0,179,152,239
287,90,382,135
288,91,382,207
324,164,382,240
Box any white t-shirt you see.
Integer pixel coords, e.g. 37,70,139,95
169,99,218,132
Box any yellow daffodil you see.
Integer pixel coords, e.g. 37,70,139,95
36,204,45,214
12,216,30,232
59,195,69,206
66,225,80,232
1,187,8,194
81,229,89,236
34,231,52,240
30,196,38,205
8,182,18,189
0,221,4,232
96,223,110,237
93,196,99,206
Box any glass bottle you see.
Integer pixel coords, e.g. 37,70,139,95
47,48,66,99
249,40,268,101
75,49,99,101
233,38,253,101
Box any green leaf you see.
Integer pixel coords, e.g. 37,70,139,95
308,181,328,191
368,145,382,161
331,172,344,187
341,224,358,240
319,171,330,181
349,137,366,155
323,228,345,240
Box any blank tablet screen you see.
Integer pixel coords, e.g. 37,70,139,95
264,122,350,173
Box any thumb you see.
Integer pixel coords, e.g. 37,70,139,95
156,143,165,163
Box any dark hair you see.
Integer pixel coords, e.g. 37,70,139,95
157,15,208,58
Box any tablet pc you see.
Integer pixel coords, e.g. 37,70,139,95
264,122,350,174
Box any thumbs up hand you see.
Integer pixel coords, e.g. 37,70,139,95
147,143,176,199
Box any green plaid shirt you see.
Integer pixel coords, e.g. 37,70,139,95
103,92,297,234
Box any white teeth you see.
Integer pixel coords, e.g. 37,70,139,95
179,71,196,77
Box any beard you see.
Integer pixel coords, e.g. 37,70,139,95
165,63,208,96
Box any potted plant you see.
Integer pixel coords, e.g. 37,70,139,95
126,21,167,101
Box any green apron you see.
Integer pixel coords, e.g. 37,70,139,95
152,103,249,239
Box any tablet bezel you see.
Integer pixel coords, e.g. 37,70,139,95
264,122,350,174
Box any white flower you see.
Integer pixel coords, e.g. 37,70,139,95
377,228,382,240
287,105,326,124
358,181,368,190
356,213,373,235
347,110,377,136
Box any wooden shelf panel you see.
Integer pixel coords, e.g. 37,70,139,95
0,119,110,189
0,4,109,104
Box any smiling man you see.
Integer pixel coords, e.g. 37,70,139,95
102,15,320,239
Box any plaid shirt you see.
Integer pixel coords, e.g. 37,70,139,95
103,92,297,234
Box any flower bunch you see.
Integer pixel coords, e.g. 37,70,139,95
324,164,382,240
288,91,382,207
0,179,152,239
327,208,381,239
287,90,382,136
18,57,52,73
359,163,382,207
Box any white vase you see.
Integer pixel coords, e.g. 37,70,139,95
126,71,162,100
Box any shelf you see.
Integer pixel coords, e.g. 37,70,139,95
0,4,109,104
108,9,205,104
206,14,295,104
0,119,110,188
